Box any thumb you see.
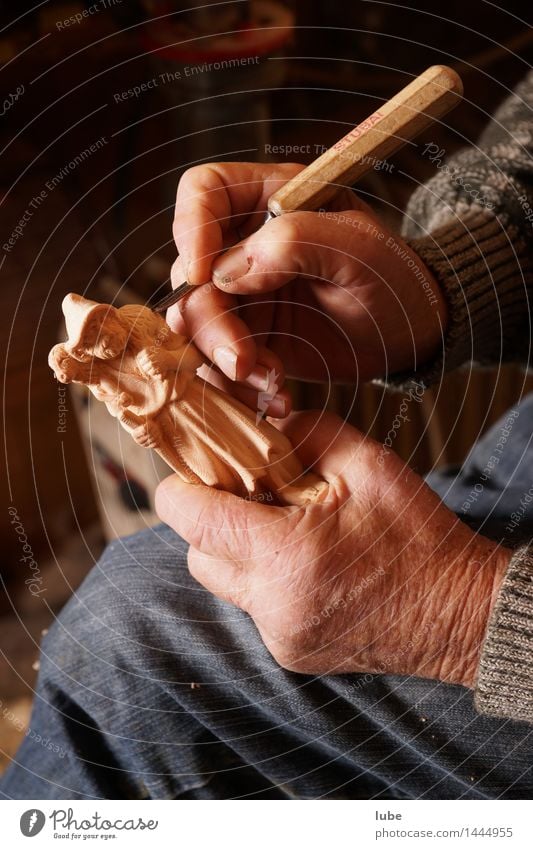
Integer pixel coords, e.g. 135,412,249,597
210,209,374,295
278,410,425,508
155,475,289,559
276,410,372,493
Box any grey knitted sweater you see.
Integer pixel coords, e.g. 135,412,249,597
399,71,533,723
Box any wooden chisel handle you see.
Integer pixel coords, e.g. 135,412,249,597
150,66,462,312
267,65,463,216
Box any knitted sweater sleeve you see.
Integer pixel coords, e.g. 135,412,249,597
395,70,533,389
475,547,533,723
394,72,533,723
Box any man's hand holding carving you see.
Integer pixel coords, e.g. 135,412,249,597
156,412,511,686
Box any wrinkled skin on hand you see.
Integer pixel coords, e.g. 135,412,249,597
168,162,447,415
156,412,510,686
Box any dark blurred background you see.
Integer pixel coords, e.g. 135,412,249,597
1,0,532,770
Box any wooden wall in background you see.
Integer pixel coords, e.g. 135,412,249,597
295,366,533,479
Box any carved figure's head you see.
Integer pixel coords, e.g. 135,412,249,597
62,294,129,361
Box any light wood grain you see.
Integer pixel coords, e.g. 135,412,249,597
50,295,329,507
268,65,463,215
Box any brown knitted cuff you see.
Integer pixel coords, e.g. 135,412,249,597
475,546,533,723
384,207,532,391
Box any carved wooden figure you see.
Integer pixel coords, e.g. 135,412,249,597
49,294,327,506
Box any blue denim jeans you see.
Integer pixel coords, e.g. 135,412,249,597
2,398,533,800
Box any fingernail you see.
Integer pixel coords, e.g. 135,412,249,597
245,365,270,391
265,395,286,418
213,346,238,380
212,247,251,286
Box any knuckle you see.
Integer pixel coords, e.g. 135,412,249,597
250,215,302,273
267,639,296,670
276,213,303,248
269,642,313,674
176,164,206,199
170,257,186,284
263,608,318,673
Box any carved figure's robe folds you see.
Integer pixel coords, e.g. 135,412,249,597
49,294,326,506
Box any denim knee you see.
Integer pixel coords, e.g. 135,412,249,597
38,525,191,692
